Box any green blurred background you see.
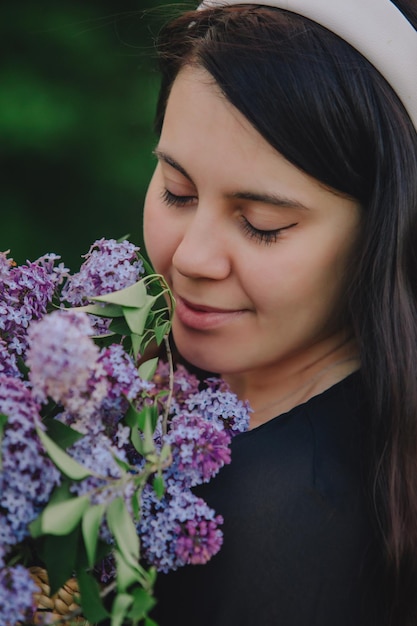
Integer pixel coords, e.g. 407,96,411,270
1,0,190,270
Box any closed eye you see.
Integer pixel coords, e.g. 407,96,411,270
240,216,297,245
161,188,197,207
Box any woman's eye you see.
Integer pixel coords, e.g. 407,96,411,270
240,216,297,245
161,188,196,207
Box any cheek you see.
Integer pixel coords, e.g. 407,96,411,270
143,181,171,274
242,235,352,318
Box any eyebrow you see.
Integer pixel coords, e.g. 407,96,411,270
228,191,309,211
153,149,193,183
153,148,310,211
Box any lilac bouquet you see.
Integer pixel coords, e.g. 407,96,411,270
0,238,250,626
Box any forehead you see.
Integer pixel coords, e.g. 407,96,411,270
162,65,272,156
160,67,296,189
159,66,359,216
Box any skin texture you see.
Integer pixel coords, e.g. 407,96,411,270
144,67,362,427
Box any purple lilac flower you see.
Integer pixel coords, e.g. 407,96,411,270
151,361,201,412
26,310,107,423
96,343,149,433
184,377,251,435
68,430,126,495
138,482,223,573
69,434,134,546
165,413,231,487
175,512,223,566
0,337,20,378
0,251,68,358
60,238,144,334
95,553,117,585
35,252,69,287
0,251,12,281
0,565,38,625
0,375,61,554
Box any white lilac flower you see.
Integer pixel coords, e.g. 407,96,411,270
138,482,223,573
26,310,107,421
0,565,38,625
60,238,144,334
0,252,67,358
165,412,232,487
0,375,61,553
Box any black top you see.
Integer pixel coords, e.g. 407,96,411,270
150,372,385,626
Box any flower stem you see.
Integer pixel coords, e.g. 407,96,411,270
162,336,174,436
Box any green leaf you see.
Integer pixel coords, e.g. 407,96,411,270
131,489,140,520
122,305,150,336
36,427,91,480
114,549,141,592
128,586,156,621
68,303,123,317
129,405,157,457
82,503,106,567
76,568,109,623
0,412,7,432
125,405,145,456
130,333,142,360
122,296,160,337
137,404,159,433
159,443,172,465
35,495,89,537
35,526,81,594
145,618,159,626
107,497,140,568
138,357,159,381
109,316,132,336
92,279,148,307
29,481,73,537
142,257,157,276
152,475,165,499
154,321,171,345
111,593,134,626
124,403,140,426
45,418,84,449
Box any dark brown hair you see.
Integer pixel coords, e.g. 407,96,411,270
154,2,417,622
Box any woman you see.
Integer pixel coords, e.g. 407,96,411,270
143,1,417,624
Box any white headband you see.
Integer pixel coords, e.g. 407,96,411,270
198,0,417,131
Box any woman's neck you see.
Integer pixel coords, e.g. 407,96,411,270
223,331,360,429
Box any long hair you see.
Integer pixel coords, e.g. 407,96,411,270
154,2,417,622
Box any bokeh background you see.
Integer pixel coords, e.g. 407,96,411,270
1,0,190,270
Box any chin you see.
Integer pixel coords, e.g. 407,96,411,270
174,341,247,380
172,337,220,376
176,345,218,374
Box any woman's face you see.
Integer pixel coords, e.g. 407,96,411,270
144,67,361,380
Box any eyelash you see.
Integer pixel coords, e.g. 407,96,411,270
240,217,290,245
161,188,196,207
161,188,296,245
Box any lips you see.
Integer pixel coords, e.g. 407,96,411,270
174,295,246,330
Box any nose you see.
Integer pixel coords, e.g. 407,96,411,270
172,206,232,280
